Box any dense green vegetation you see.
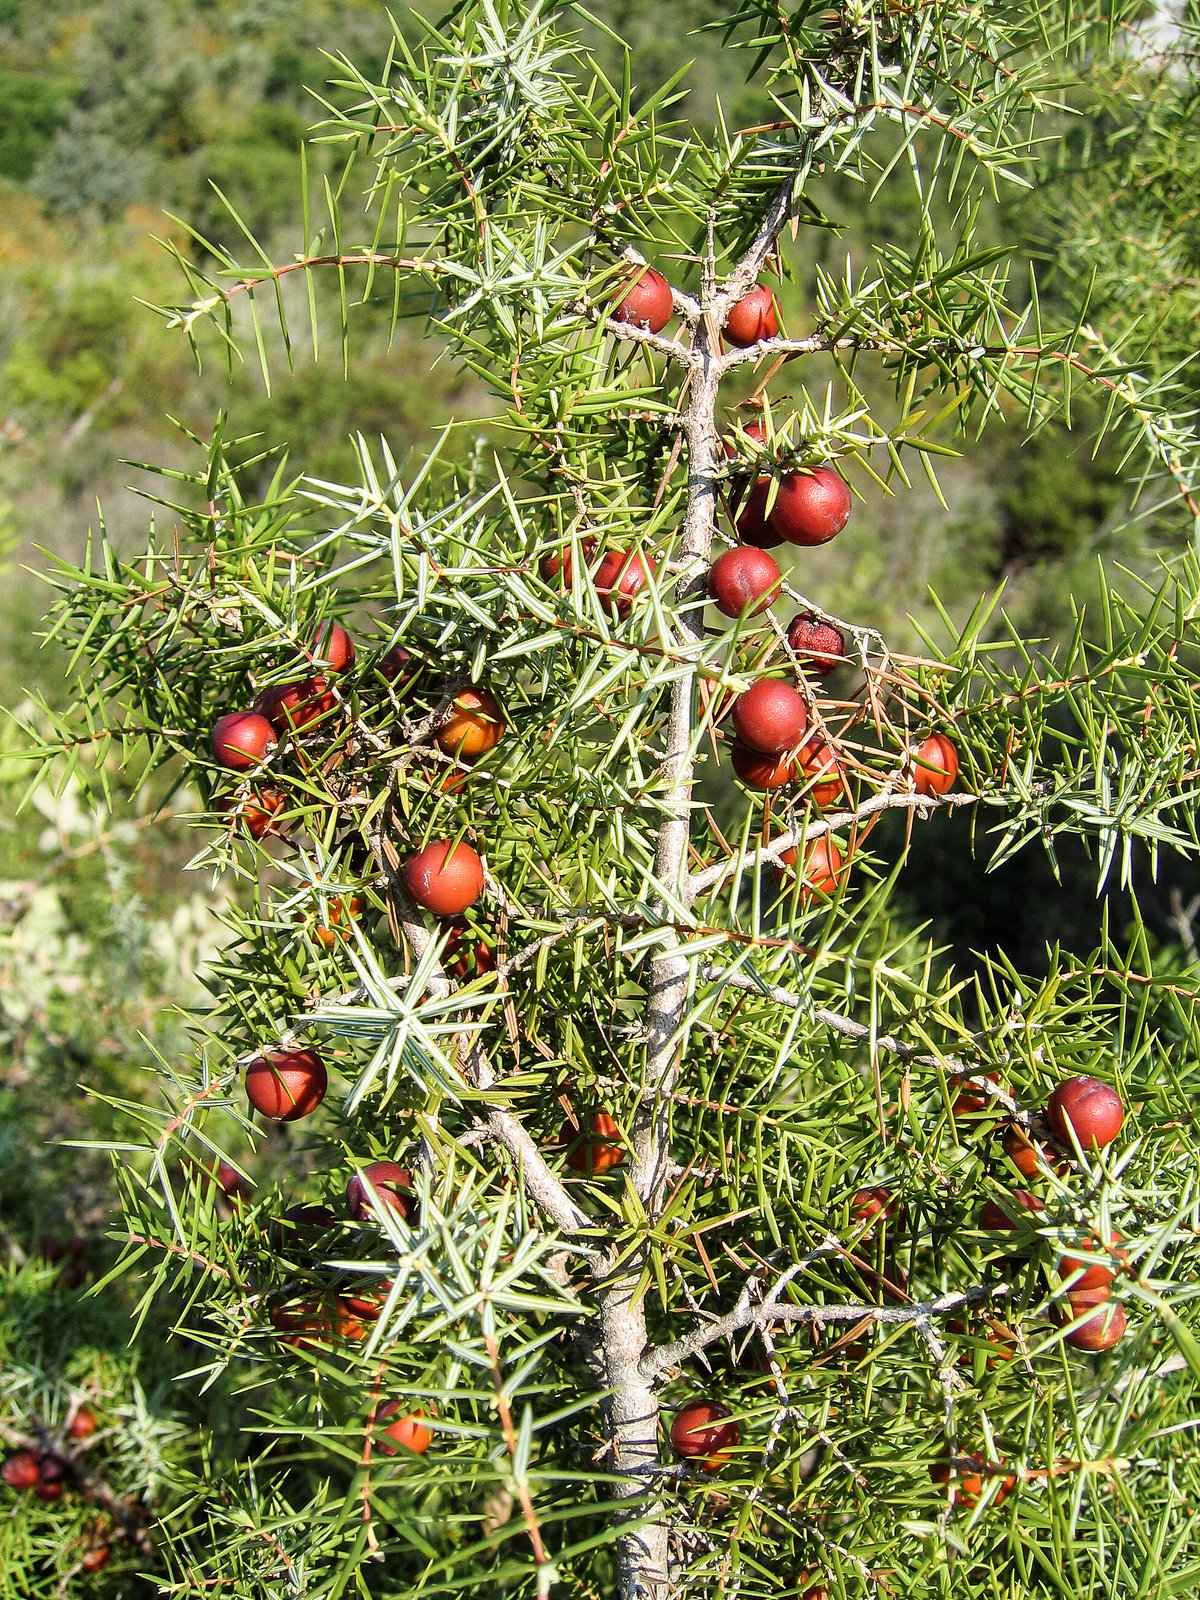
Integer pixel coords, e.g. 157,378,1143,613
2,2,1200,1592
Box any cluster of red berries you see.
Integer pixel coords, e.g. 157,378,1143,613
2,1408,100,1522
970,1073,1129,1350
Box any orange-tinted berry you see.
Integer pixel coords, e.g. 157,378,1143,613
254,677,336,734
81,1546,111,1572
953,1071,1002,1117
245,1048,327,1122
911,732,958,798
561,1111,625,1175
69,1407,97,1441
404,840,485,916
271,1299,366,1349
778,837,846,899
1059,1231,1127,1293
724,284,779,347
435,686,506,761
1060,1296,1126,1351
377,1401,432,1456
796,735,844,807
2,1452,40,1491
668,1399,739,1471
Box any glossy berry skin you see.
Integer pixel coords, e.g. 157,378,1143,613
1046,1076,1125,1151
2,1451,40,1491
611,266,673,333
435,686,506,761
69,1407,97,1440
540,535,597,587
911,732,959,798
978,1189,1044,1231
778,837,845,898
796,736,844,807
731,744,795,790
561,1111,625,1175
255,678,336,734
786,614,845,675
724,283,779,347
211,711,275,771
770,466,852,546
734,478,786,549
594,548,655,618
245,1049,327,1122
707,547,782,618
1061,1296,1126,1351
731,679,808,755
312,619,355,673
1059,1231,1127,1292
346,1162,418,1224
404,840,485,916
668,1399,739,1471
377,1401,432,1456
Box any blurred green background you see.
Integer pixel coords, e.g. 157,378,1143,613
0,0,1194,1320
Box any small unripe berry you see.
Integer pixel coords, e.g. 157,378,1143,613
311,619,355,673
69,1407,97,1440
216,787,286,840
786,614,845,675
346,1162,418,1224
1046,1076,1125,1151
435,686,506,761
911,732,958,798
404,840,485,916
245,1048,328,1122
770,466,852,546
377,1401,432,1456
731,744,795,790
731,679,808,755
668,1399,739,1471
561,1111,624,1175
707,547,782,618
611,265,673,333
593,548,655,618
724,283,779,347
211,711,275,771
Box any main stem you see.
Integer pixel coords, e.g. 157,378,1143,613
601,326,723,1600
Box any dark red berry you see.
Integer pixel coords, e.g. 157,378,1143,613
724,284,779,348
731,679,808,755
786,614,845,675
769,466,852,546
707,547,782,619
611,266,673,333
